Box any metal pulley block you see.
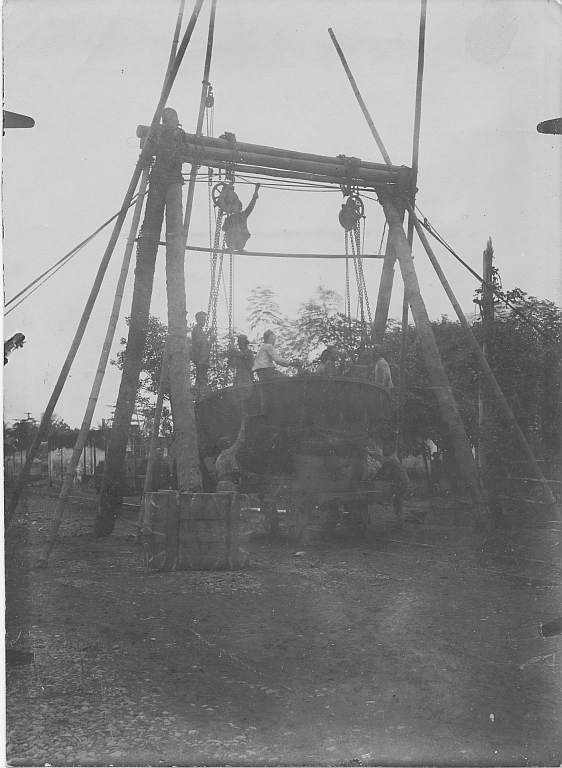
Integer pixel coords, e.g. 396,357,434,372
212,182,241,214
339,194,365,231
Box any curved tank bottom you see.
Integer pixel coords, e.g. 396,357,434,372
196,375,391,477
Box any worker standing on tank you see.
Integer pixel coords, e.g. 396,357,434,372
252,330,298,381
223,184,260,251
191,311,210,387
373,344,393,390
316,346,338,376
228,334,255,385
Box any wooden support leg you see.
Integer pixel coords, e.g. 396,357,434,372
381,197,487,522
411,210,557,511
95,182,166,537
372,205,405,343
165,182,202,492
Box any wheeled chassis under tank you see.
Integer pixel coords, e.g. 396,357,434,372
196,375,396,537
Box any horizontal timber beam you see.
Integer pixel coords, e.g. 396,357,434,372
154,242,386,259
137,125,413,189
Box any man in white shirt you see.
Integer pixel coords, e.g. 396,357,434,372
252,330,296,381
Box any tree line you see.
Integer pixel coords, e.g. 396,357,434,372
111,282,560,469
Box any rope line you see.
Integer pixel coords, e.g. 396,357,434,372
415,204,554,341
4,192,146,315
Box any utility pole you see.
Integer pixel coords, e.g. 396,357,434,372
478,237,494,473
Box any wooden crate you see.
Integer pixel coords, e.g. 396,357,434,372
140,491,248,571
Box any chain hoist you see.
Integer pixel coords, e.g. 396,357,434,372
344,230,352,328
340,190,371,331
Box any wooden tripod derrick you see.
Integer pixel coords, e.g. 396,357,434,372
15,0,555,559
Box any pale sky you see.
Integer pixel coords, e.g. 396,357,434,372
2,0,561,427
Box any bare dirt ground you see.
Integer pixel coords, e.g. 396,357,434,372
5,484,562,766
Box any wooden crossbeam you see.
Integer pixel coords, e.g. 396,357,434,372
137,125,413,190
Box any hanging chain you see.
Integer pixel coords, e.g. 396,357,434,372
228,252,233,339
344,229,352,328
207,167,214,252
207,210,224,319
209,249,224,369
354,219,372,325
350,223,364,326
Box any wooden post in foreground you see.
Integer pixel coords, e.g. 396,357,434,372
381,196,487,521
95,0,206,537
164,2,218,494
411,211,556,510
38,167,151,565
165,180,202,492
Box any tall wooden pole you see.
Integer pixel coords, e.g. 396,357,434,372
164,0,217,493
410,210,556,508
94,0,205,537
142,344,169,497
382,196,487,521
136,343,170,542
165,181,202,492
478,238,494,471
38,167,151,565
328,28,392,166
396,0,427,455
182,0,217,237
5,184,145,527
372,222,402,343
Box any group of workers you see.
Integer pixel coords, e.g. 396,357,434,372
190,313,393,391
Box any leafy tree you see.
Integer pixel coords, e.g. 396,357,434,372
43,414,73,437
113,315,169,399
6,418,38,451
246,286,287,340
112,287,560,473
474,290,561,460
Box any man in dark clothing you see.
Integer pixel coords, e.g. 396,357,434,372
316,346,338,376
4,333,25,365
223,184,260,251
228,334,254,385
375,444,411,525
191,311,210,387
